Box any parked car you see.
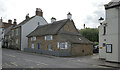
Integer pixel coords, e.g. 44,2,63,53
93,45,99,53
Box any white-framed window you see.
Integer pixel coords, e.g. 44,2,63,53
31,37,36,41
45,35,53,40
59,42,68,49
16,28,18,35
32,44,34,49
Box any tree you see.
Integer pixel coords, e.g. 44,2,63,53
79,28,99,42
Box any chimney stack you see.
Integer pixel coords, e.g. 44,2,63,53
13,19,17,26
26,13,29,20
8,19,12,24
36,8,43,17
51,17,56,23
0,17,2,22
67,12,72,20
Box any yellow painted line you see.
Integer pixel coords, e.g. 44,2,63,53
10,62,18,66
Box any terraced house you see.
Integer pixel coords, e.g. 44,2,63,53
11,8,48,50
0,18,13,47
26,13,93,56
4,19,17,48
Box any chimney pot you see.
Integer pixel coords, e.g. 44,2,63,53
67,12,72,20
8,19,12,24
0,17,2,22
13,19,17,25
26,13,29,20
51,17,56,23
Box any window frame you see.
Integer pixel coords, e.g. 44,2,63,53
59,42,68,49
106,44,112,53
45,35,53,40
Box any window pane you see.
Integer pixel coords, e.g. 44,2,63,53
32,44,34,49
45,35,53,40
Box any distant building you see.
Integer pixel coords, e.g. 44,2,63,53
11,8,48,50
99,1,120,63
25,13,93,56
0,18,13,47
4,19,17,48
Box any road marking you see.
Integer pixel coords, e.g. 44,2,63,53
37,64,40,66
92,64,112,69
77,59,81,62
30,66,34,68
10,62,18,66
97,66,112,68
4,54,16,58
24,59,48,66
40,63,48,65
4,63,11,67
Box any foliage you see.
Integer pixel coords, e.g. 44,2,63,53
79,28,99,42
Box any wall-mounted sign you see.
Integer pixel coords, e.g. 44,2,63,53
106,44,112,53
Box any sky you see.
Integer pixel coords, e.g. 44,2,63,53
0,0,111,29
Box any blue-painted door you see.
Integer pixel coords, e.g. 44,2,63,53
38,43,40,50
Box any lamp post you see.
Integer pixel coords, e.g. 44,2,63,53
99,17,104,25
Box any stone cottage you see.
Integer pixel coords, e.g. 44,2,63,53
25,13,93,56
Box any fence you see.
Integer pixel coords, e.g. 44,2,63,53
24,48,71,57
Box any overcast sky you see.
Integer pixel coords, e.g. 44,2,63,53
0,0,111,29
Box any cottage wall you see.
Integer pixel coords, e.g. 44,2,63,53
12,27,21,50
71,44,93,56
28,35,71,52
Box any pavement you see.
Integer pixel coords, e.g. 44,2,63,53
2,48,120,69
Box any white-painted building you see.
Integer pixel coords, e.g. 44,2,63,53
99,1,120,63
15,8,48,51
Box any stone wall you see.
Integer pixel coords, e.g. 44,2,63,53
71,44,93,56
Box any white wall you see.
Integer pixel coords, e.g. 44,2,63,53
103,8,119,62
99,7,120,62
118,7,120,62
21,16,48,50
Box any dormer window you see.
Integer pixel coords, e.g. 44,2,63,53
45,35,53,40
